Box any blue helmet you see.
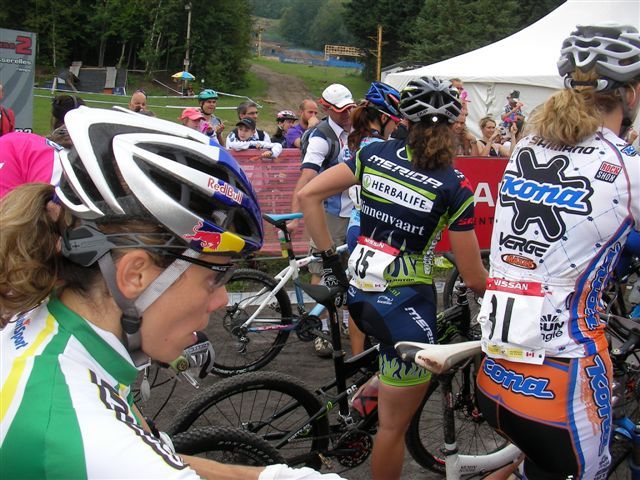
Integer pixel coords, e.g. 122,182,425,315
365,82,402,120
198,89,219,101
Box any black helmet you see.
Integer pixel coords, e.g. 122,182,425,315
399,77,461,124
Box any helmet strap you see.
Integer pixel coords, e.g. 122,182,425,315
619,85,637,139
97,249,195,369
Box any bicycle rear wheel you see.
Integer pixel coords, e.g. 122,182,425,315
208,269,293,376
172,426,285,466
405,360,510,474
166,371,330,469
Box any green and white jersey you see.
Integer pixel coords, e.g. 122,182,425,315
0,296,199,480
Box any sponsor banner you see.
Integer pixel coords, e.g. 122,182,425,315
230,150,507,254
0,28,36,132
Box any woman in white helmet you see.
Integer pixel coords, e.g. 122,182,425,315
475,24,640,479
0,107,343,480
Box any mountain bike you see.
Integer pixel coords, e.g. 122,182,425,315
207,212,348,376
165,282,507,474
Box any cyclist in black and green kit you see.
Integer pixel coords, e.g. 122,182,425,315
298,76,488,480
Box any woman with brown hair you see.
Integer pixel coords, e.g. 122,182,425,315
476,24,640,479
297,76,487,479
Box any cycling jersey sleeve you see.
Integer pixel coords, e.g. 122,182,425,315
446,169,475,231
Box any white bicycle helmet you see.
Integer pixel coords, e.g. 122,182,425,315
55,107,264,366
399,77,461,124
558,23,640,91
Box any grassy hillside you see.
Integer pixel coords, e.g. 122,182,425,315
31,57,368,136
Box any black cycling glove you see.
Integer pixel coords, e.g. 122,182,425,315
321,252,349,308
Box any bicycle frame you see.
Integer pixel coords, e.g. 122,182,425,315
396,340,522,479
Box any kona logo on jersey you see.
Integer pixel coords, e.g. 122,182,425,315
404,307,435,343
501,254,536,270
483,358,554,399
184,220,222,251
540,314,563,341
500,148,593,242
207,178,244,204
10,314,31,350
367,155,443,187
585,354,611,456
498,233,549,257
583,243,620,328
595,162,622,183
621,145,637,156
363,174,434,211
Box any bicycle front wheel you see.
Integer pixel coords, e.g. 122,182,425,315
172,425,285,466
405,361,510,474
166,371,330,469
208,268,293,376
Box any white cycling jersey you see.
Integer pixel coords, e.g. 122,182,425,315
487,127,640,358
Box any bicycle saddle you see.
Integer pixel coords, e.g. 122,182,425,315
296,281,340,310
395,341,482,375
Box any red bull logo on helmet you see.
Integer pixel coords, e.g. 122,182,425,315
207,178,244,204
184,220,222,251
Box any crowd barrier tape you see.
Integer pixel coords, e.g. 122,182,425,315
230,149,507,256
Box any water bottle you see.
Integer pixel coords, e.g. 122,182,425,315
350,374,379,417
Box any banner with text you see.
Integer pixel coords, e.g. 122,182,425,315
0,28,37,132
231,149,507,255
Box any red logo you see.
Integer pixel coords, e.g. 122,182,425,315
501,253,537,270
184,220,221,251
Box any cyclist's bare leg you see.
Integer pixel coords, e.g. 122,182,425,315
482,454,524,480
348,315,365,355
372,381,430,480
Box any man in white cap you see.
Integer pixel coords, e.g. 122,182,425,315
290,83,356,357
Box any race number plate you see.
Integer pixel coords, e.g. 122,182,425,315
478,278,546,364
348,236,400,292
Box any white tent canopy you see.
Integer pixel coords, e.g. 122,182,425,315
384,0,640,138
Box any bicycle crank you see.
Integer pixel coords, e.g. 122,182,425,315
333,430,373,467
296,314,322,342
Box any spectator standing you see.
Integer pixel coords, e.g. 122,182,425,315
197,89,225,145
451,113,479,155
226,101,271,145
450,77,469,114
285,99,320,148
478,116,509,156
226,118,282,159
0,83,16,136
128,89,148,113
501,89,525,128
272,110,298,147
179,107,206,131
51,94,85,131
290,83,356,357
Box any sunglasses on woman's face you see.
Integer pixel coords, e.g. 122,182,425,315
166,252,237,286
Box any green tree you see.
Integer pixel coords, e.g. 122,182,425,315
279,0,326,48
344,0,424,79
251,0,293,19
189,0,253,90
308,0,355,50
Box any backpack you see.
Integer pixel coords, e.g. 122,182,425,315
300,119,341,168
0,106,15,136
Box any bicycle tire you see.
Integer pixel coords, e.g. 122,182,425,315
208,269,293,376
172,425,285,466
405,361,510,474
166,371,330,469
442,254,490,321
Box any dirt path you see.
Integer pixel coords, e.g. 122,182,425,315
250,62,313,111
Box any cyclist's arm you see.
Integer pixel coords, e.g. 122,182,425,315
297,163,357,250
184,457,347,480
449,229,488,296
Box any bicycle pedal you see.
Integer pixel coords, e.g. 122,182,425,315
319,453,333,469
